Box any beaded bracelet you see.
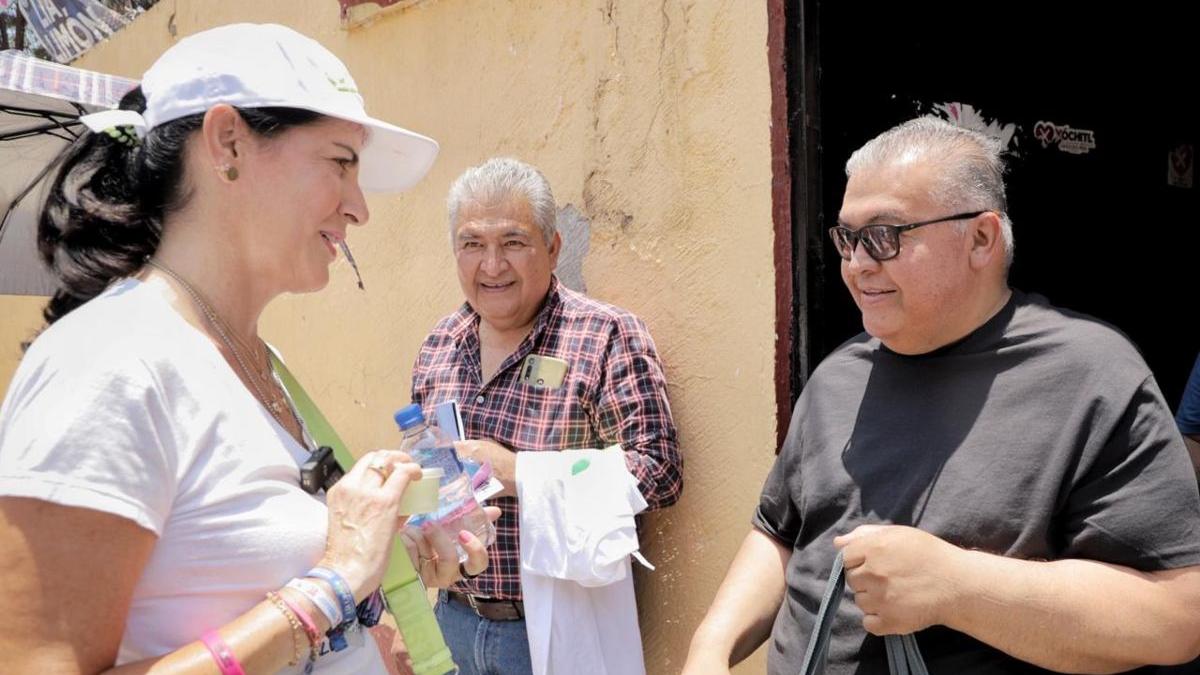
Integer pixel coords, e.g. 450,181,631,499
200,629,247,675
265,592,303,667
278,591,322,671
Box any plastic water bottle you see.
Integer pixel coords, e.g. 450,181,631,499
395,404,496,561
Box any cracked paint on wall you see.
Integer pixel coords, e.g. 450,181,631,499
555,204,590,293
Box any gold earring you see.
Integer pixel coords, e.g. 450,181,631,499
218,164,239,182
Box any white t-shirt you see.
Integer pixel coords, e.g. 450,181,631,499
0,278,385,675
517,447,650,675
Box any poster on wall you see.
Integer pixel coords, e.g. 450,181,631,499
16,0,130,64
1168,144,1194,189
1033,120,1096,155
925,101,1020,152
916,100,1100,160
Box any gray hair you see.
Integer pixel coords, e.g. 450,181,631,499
447,157,557,245
846,117,1015,266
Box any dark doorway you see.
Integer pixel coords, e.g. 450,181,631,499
796,2,1199,409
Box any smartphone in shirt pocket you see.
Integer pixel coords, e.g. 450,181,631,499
520,354,568,389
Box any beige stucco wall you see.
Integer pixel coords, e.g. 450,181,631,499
0,1,779,671
0,296,43,376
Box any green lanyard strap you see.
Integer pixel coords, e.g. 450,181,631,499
270,353,456,675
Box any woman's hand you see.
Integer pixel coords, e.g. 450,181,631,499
401,506,501,587
318,450,423,601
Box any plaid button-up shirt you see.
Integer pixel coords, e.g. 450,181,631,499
411,276,682,600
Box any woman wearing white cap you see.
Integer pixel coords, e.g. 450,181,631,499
0,23,491,674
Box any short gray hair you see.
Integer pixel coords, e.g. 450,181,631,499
846,117,1014,266
447,157,557,245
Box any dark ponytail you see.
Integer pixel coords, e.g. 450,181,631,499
37,89,323,327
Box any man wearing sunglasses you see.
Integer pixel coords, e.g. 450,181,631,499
685,117,1200,674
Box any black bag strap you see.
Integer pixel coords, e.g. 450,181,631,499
799,551,929,675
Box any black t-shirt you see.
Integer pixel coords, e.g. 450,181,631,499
755,290,1200,674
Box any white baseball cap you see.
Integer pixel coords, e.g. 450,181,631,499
82,23,438,193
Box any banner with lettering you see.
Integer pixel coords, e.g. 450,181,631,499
17,0,130,64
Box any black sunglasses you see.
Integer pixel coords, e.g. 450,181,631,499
828,211,986,261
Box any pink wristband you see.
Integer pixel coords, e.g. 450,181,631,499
279,593,323,648
200,629,247,675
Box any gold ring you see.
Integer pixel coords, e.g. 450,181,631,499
368,458,392,481
419,553,439,567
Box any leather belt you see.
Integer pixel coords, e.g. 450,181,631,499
446,590,525,621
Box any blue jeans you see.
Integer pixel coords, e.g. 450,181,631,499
434,591,533,675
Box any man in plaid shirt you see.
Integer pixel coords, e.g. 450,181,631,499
412,157,682,675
